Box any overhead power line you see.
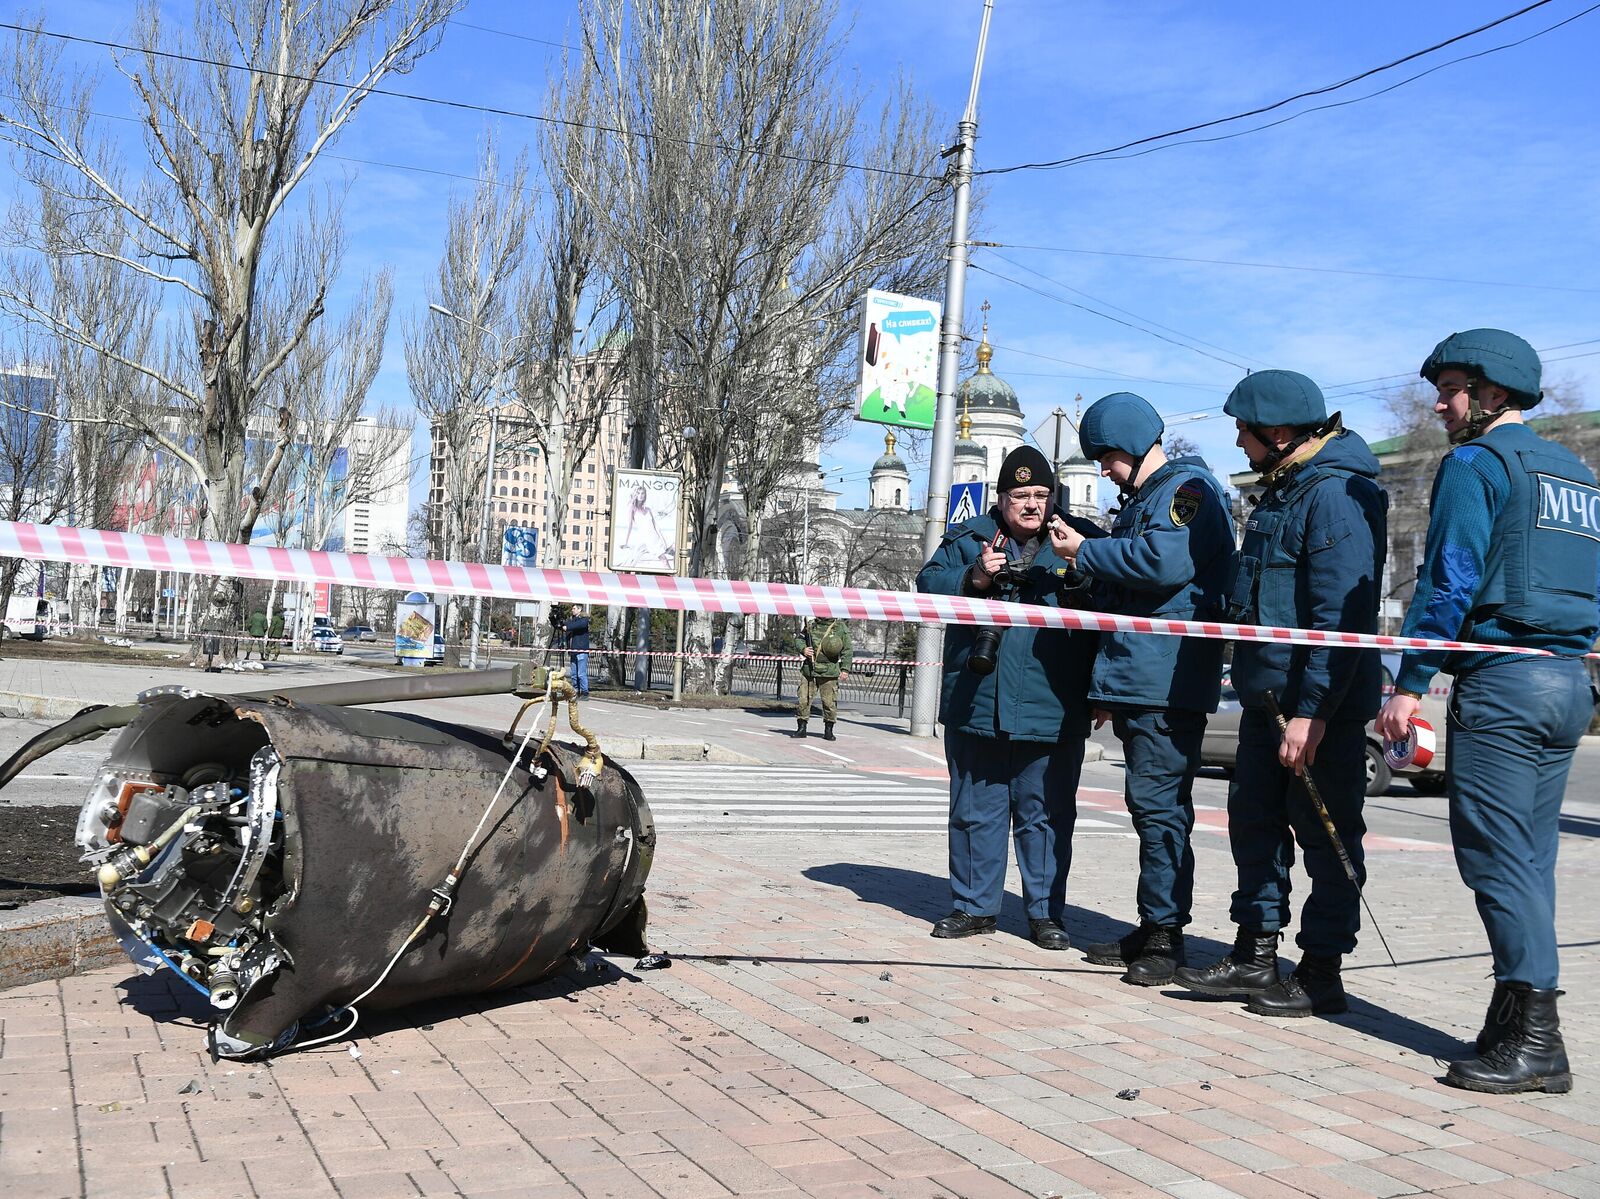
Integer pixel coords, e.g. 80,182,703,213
981,0,1569,175
982,249,1271,368
0,20,942,183
985,242,1600,297
971,262,1251,371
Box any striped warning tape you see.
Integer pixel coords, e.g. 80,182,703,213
0,521,1576,658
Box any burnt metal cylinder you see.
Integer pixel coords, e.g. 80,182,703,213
79,691,654,1053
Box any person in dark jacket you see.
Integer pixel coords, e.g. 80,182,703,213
1174,370,1387,1018
564,605,591,696
1049,393,1236,985
915,444,1099,950
1376,330,1600,1094
267,610,285,661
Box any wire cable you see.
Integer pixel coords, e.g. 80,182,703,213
982,249,1270,367
980,243,1600,297
289,698,550,1054
971,262,1251,371
0,20,941,183
1063,2,1600,170
981,0,1563,175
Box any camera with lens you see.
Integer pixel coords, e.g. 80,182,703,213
968,559,1027,676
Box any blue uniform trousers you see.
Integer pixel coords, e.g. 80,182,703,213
1111,708,1205,928
572,652,590,695
1448,657,1591,989
1227,711,1367,955
945,728,1082,923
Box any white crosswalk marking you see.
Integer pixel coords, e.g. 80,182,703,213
623,762,1135,835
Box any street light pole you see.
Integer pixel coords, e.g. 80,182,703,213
468,408,499,670
909,0,994,739
427,302,507,671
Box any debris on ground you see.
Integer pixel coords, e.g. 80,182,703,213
1115,1088,1141,1101
852,1015,870,1024
635,953,672,971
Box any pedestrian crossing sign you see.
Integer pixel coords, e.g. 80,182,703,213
947,481,985,527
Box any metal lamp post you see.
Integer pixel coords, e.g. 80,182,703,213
908,0,994,738
427,303,507,671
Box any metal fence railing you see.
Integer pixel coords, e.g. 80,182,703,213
477,644,920,718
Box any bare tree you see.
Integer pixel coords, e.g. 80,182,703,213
1165,432,1202,461
0,324,68,630
575,0,947,687
406,136,532,637
0,0,458,632
517,62,627,573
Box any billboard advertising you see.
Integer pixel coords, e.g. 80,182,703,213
856,289,941,430
608,469,681,574
502,526,538,568
394,594,440,665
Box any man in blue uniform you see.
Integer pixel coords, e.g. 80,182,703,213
1174,370,1387,1017
1048,393,1236,985
916,445,1099,949
1376,330,1599,1094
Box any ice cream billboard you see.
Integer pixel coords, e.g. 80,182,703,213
857,289,941,430
394,594,440,665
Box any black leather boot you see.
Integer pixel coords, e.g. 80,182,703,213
1172,926,1279,997
1124,927,1186,986
1084,922,1153,967
1247,953,1346,1017
1475,981,1519,1054
823,721,836,741
1447,985,1572,1094
795,720,807,738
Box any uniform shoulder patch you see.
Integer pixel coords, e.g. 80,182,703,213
1170,481,1207,527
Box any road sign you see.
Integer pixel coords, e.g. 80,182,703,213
947,481,984,527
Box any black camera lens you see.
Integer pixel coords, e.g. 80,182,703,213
968,627,1002,675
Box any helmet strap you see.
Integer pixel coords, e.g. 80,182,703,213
1255,413,1344,486
1450,376,1510,444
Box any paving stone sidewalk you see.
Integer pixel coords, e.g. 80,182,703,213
5,816,1600,1199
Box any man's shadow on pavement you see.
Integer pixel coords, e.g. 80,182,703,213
802,861,1236,966
804,861,1473,1060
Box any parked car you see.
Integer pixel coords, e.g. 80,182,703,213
1200,653,1449,796
340,625,377,642
310,626,344,655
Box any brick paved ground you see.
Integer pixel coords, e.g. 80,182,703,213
5,812,1600,1199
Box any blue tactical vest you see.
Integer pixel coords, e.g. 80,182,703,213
1087,460,1234,712
1225,432,1387,719
1465,423,1600,641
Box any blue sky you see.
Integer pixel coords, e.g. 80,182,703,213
16,0,1600,512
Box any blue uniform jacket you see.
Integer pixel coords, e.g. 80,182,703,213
1075,457,1236,712
916,510,1097,743
1227,431,1388,721
1395,423,1600,694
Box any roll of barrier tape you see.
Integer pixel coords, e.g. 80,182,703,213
1384,716,1436,771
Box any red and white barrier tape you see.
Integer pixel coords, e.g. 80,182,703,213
0,521,1575,659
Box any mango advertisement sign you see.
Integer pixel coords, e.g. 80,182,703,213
857,289,941,430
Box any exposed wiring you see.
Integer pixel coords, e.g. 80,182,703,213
287,698,549,1053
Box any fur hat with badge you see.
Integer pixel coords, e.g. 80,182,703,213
996,444,1053,493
